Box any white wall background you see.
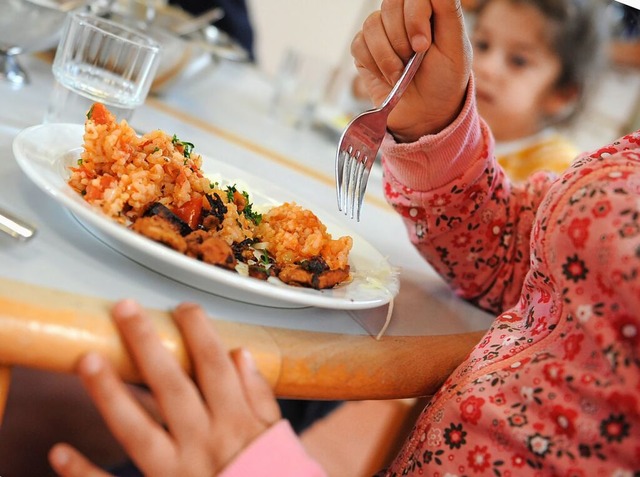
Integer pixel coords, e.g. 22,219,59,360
246,0,379,77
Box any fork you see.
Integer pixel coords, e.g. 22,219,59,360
336,50,426,220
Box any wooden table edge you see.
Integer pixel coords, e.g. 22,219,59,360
0,277,484,405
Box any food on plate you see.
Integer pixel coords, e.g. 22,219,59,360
67,103,352,289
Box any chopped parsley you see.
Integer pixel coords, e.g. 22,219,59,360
258,249,271,266
171,134,195,158
77,158,83,165
225,184,262,225
242,200,262,225
86,104,94,119
225,184,238,202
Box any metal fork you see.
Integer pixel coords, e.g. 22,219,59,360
336,50,426,220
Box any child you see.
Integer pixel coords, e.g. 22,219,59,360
48,0,640,475
470,0,606,182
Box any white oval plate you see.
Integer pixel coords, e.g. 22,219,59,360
13,123,399,309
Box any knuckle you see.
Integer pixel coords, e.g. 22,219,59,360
362,11,381,33
381,0,403,13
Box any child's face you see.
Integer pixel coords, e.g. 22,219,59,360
471,0,570,142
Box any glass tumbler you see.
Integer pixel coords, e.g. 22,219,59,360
44,11,161,124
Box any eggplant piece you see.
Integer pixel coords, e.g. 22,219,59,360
203,193,227,223
231,238,254,262
299,257,330,274
143,202,192,236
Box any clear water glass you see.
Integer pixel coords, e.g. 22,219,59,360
270,49,333,129
44,11,161,124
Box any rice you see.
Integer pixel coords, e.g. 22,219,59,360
257,202,352,270
68,103,211,224
69,103,352,278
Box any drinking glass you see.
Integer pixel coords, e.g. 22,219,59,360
0,0,69,87
44,11,161,124
269,49,334,129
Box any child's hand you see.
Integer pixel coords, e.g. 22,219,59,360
48,300,281,477
352,0,472,142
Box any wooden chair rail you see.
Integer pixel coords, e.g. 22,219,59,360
0,277,483,420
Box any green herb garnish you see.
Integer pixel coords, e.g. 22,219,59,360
242,199,262,225
259,249,271,266
225,184,238,202
225,185,262,225
171,134,195,158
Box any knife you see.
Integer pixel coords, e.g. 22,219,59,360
0,207,36,241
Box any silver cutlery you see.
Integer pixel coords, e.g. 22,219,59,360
336,50,425,221
0,207,36,241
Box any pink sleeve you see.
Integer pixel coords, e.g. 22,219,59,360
218,420,327,477
381,76,557,314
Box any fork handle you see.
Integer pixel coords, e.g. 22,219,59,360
379,50,426,113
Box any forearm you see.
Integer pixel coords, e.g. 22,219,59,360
382,79,554,314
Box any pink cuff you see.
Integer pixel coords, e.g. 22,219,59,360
381,75,490,191
219,420,327,477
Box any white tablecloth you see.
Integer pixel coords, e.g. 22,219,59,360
0,54,494,337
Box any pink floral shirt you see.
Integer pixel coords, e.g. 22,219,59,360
221,81,640,477
380,82,640,475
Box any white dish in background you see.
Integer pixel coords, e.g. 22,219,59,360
13,123,399,309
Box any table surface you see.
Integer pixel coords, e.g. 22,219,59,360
0,54,494,399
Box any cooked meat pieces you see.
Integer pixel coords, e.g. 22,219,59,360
131,215,187,253
185,230,237,270
278,264,350,289
201,214,221,231
131,213,351,288
142,202,192,236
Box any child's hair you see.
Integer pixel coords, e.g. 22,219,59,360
474,0,608,124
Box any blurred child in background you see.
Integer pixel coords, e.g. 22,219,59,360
469,0,606,181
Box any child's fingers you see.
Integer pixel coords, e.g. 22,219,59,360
403,0,433,51
361,10,407,85
230,348,281,427
49,443,114,477
172,307,275,468
111,300,209,444
171,303,249,414
351,29,380,78
380,0,412,58
75,352,175,474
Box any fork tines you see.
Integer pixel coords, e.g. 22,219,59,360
336,146,372,221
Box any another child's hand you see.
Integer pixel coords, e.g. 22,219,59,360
352,0,472,142
48,300,281,477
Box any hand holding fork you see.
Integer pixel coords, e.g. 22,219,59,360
335,0,473,221
335,50,425,221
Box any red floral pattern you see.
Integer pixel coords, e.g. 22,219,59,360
379,111,640,475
